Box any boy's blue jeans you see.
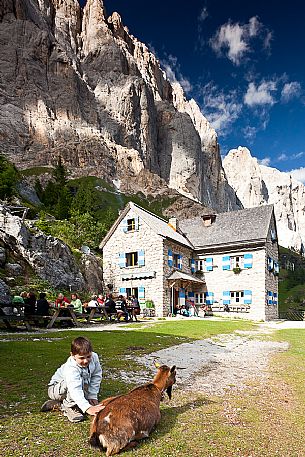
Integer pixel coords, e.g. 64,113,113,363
48,381,88,411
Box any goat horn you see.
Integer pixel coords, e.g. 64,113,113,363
153,359,161,368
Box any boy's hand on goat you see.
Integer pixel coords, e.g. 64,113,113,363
86,404,105,415
88,399,99,406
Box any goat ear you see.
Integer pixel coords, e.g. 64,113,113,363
166,385,172,399
170,365,176,373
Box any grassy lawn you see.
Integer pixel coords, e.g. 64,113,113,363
0,319,304,456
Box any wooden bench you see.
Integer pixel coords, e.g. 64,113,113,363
0,313,32,331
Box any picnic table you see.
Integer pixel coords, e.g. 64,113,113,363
46,305,80,328
0,302,32,331
85,306,117,322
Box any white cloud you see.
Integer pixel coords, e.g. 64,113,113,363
161,54,192,94
201,82,242,133
210,16,271,65
288,167,305,184
277,151,304,162
277,153,288,161
281,81,302,102
198,7,208,22
244,80,277,106
258,157,271,166
242,125,258,141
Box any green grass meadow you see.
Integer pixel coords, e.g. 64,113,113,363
0,319,304,457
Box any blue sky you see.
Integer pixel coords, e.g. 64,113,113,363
82,1,305,182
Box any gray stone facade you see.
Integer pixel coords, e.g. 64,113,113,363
101,202,279,321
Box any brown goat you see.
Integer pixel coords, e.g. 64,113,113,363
89,364,176,456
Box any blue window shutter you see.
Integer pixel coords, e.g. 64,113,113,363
121,218,128,233
244,290,252,305
188,292,195,298
205,292,214,305
168,249,173,267
134,216,139,231
222,290,231,305
244,253,253,269
138,250,145,266
119,287,127,297
118,252,126,268
267,290,273,305
138,286,145,299
191,259,196,273
222,256,231,270
267,257,274,271
205,257,213,271
274,262,279,274
178,254,182,270
273,292,278,305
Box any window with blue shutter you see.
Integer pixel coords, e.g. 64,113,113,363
134,216,139,231
222,256,231,270
223,290,230,305
244,253,253,269
121,219,128,233
205,291,214,304
138,286,145,303
168,249,173,267
267,290,273,305
118,252,126,268
191,259,196,273
205,258,213,271
273,292,278,305
178,254,182,270
267,257,274,271
274,261,279,274
244,290,252,304
138,250,145,266
119,287,127,297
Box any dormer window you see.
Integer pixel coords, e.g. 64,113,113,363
270,229,277,242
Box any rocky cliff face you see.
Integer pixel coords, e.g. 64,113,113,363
0,0,239,212
223,147,305,251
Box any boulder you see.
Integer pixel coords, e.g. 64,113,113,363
0,247,6,266
0,279,11,305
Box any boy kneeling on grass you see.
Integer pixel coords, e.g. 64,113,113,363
41,336,104,423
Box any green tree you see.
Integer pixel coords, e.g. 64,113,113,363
71,180,97,215
0,154,20,200
52,156,67,186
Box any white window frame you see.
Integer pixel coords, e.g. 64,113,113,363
195,293,205,305
126,218,136,232
230,255,244,269
196,260,205,271
126,252,138,267
230,290,244,304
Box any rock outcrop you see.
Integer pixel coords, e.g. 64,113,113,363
223,147,305,251
0,0,240,212
0,204,85,289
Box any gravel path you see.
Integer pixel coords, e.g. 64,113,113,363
112,320,302,395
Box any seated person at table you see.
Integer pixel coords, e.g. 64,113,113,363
36,292,50,316
87,295,99,308
97,294,105,306
104,294,116,315
55,293,70,308
70,293,82,315
41,336,104,423
116,295,129,321
129,295,141,321
24,291,37,315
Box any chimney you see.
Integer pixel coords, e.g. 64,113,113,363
168,217,179,231
201,214,216,227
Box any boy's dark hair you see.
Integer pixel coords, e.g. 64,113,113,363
71,337,93,355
